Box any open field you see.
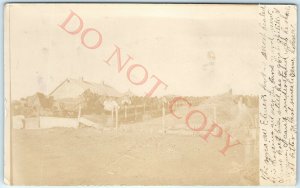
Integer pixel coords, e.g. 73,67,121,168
12,111,258,185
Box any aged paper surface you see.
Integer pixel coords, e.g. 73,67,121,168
4,3,297,185
258,5,297,185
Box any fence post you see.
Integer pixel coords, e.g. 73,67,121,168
38,108,41,128
116,107,118,129
124,105,127,120
134,105,137,121
162,103,165,134
77,104,81,128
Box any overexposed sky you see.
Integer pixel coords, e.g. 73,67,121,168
7,4,261,99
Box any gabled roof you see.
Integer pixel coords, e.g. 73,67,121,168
49,78,122,98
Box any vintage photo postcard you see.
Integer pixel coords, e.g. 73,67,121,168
4,3,297,185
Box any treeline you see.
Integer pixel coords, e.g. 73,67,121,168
12,90,259,118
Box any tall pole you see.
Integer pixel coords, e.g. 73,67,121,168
124,105,127,120
115,107,118,129
77,104,81,118
134,105,137,121
77,104,81,128
162,102,165,134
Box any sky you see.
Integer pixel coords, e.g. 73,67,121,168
6,4,261,100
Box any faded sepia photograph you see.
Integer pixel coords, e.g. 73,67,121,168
4,3,296,186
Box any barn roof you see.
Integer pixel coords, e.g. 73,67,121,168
49,78,122,98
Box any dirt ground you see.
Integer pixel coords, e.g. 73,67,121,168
12,110,259,185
